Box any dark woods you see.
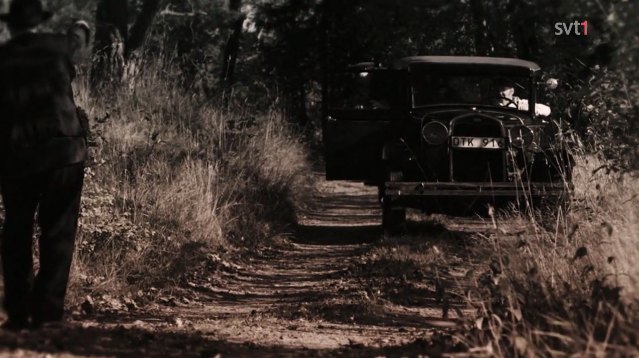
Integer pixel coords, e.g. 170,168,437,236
91,0,160,86
4,0,637,169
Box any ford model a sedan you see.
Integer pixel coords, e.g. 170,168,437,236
323,56,573,232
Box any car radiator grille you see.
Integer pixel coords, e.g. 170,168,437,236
450,116,506,182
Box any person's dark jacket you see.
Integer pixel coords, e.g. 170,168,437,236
0,32,87,175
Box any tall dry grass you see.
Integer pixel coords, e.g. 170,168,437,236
68,62,310,301
355,150,638,356
462,154,639,356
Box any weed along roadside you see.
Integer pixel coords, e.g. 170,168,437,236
1,48,638,358
452,156,639,356
350,156,639,356
69,70,311,304
0,0,637,357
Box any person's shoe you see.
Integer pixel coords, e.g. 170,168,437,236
1,318,30,331
30,321,64,330
30,316,65,330
31,303,65,330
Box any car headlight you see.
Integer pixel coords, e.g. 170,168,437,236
509,125,534,148
422,121,448,145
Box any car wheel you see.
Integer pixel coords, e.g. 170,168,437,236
382,201,406,235
381,170,406,234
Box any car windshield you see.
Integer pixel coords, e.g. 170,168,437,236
410,70,531,109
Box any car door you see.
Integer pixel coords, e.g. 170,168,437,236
323,69,405,182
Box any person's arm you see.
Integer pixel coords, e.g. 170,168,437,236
67,21,91,64
67,22,92,143
517,98,552,116
534,103,551,116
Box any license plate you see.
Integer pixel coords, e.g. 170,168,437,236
451,136,504,149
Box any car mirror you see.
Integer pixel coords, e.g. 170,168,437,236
545,78,559,90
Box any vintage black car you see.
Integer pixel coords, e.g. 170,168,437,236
323,56,573,232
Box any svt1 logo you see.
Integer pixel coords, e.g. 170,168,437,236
555,20,588,36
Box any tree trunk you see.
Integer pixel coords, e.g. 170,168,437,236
284,82,308,128
91,0,128,87
96,0,129,40
509,0,539,60
320,0,331,119
91,0,161,89
485,0,509,56
295,82,308,127
126,0,161,59
469,0,491,56
220,0,244,106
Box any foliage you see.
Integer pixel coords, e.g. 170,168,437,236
358,153,639,355
458,156,639,356
145,0,230,93
0,0,637,350
68,61,310,300
7,0,632,168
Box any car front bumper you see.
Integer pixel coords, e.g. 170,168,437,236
384,181,571,198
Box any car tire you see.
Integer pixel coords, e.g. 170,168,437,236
381,170,406,235
382,202,406,235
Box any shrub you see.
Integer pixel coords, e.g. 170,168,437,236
68,61,310,301
461,155,639,356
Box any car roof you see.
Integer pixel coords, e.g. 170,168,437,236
346,62,379,71
394,56,541,74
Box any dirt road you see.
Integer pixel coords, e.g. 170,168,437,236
0,175,497,357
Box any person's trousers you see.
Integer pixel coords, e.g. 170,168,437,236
1,163,84,323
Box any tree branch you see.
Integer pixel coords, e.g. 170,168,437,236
159,5,207,17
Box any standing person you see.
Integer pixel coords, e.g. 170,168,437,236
0,0,90,330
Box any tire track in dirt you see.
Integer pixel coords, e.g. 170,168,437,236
0,173,492,357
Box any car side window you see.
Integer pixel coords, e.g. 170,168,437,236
329,71,399,110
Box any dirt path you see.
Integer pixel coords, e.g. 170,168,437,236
0,174,503,357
